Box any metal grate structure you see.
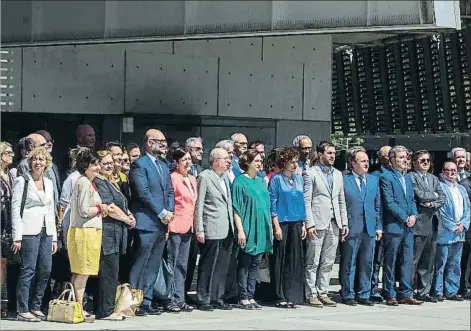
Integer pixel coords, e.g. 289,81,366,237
332,28,471,136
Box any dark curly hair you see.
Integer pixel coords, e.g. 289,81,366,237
239,149,262,172
264,147,283,173
276,147,300,170
75,147,99,175
172,147,190,164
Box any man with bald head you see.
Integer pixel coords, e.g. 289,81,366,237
76,124,96,148
129,129,175,316
230,133,248,178
194,148,235,311
16,133,48,176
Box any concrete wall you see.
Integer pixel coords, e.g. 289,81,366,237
1,1,446,44
1,35,332,147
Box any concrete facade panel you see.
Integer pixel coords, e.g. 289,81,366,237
262,35,332,64
0,48,23,112
22,45,125,114
303,60,332,122
218,58,303,119
184,1,272,34
174,38,262,60
1,0,32,43
125,51,218,116
276,120,330,147
105,1,185,38
31,1,106,41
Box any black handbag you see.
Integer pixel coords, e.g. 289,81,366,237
2,175,29,264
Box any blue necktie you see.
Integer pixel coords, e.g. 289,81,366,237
359,174,366,193
155,160,163,177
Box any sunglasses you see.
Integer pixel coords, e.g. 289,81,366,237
419,158,430,164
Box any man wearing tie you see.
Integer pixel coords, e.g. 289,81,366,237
341,150,381,306
410,150,445,302
129,129,175,316
451,148,471,182
380,146,423,306
194,148,235,311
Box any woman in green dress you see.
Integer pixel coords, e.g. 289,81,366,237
232,149,273,310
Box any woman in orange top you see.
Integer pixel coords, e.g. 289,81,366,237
167,148,197,313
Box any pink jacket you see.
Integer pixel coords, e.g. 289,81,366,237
168,172,197,234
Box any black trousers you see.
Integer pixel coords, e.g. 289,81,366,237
196,234,233,305
270,222,304,305
223,253,239,303
460,238,471,294
184,235,199,298
413,233,436,297
96,252,120,319
371,238,384,293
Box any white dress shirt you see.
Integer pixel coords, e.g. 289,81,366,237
450,183,464,222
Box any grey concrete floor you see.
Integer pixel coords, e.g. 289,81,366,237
1,299,470,330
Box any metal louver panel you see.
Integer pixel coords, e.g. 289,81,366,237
0,48,21,112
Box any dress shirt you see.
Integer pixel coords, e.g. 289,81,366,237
317,162,334,192
145,152,168,219
217,173,228,199
450,183,464,222
268,173,306,222
391,168,407,194
227,168,235,184
352,171,367,191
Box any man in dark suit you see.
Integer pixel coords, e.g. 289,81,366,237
369,145,391,301
129,129,175,316
380,145,423,306
184,137,204,304
459,175,471,300
410,150,445,302
341,149,381,306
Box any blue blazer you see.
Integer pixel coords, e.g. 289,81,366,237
380,169,418,235
343,173,382,237
129,154,175,232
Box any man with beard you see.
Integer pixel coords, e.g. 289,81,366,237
380,146,422,306
304,141,348,307
129,129,175,316
184,137,204,304
293,135,312,175
230,133,248,177
410,150,445,302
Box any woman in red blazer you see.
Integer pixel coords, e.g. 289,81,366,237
167,148,197,313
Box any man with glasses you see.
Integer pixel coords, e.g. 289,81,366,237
293,135,312,175
185,137,204,178
194,148,234,311
129,129,175,316
434,162,470,301
230,133,248,177
410,150,445,302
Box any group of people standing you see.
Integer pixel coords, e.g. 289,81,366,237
0,125,470,324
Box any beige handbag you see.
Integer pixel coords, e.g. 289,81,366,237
115,283,142,317
47,282,84,324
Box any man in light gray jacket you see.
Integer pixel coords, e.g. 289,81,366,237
194,148,235,312
303,141,348,307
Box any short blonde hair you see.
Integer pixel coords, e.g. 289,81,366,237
27,147,52,171
97,150,112,161
0,141,13,169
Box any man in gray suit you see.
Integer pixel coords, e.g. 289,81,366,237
194,148,235,312
304,141,348,307
410,150,445,302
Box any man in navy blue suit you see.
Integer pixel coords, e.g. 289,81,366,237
380,146,423,306
129,129,175,316
341,149,382,306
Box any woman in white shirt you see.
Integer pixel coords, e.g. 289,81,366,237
11,147,57,322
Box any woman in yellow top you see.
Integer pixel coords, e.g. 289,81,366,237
68,148,107,321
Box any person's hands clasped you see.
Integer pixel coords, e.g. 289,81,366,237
127,214,136,228
455,223,465,234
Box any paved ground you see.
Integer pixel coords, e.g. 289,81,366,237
1,299,470,330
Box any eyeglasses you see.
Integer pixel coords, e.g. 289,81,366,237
122,159,130,163
2,151,14,156
444,168,457,173
419,158,430,164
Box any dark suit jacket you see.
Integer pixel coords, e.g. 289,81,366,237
343,172,381,237
129,154,175,232
459,177,471,241
410,171,445,235
380,169,418,235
